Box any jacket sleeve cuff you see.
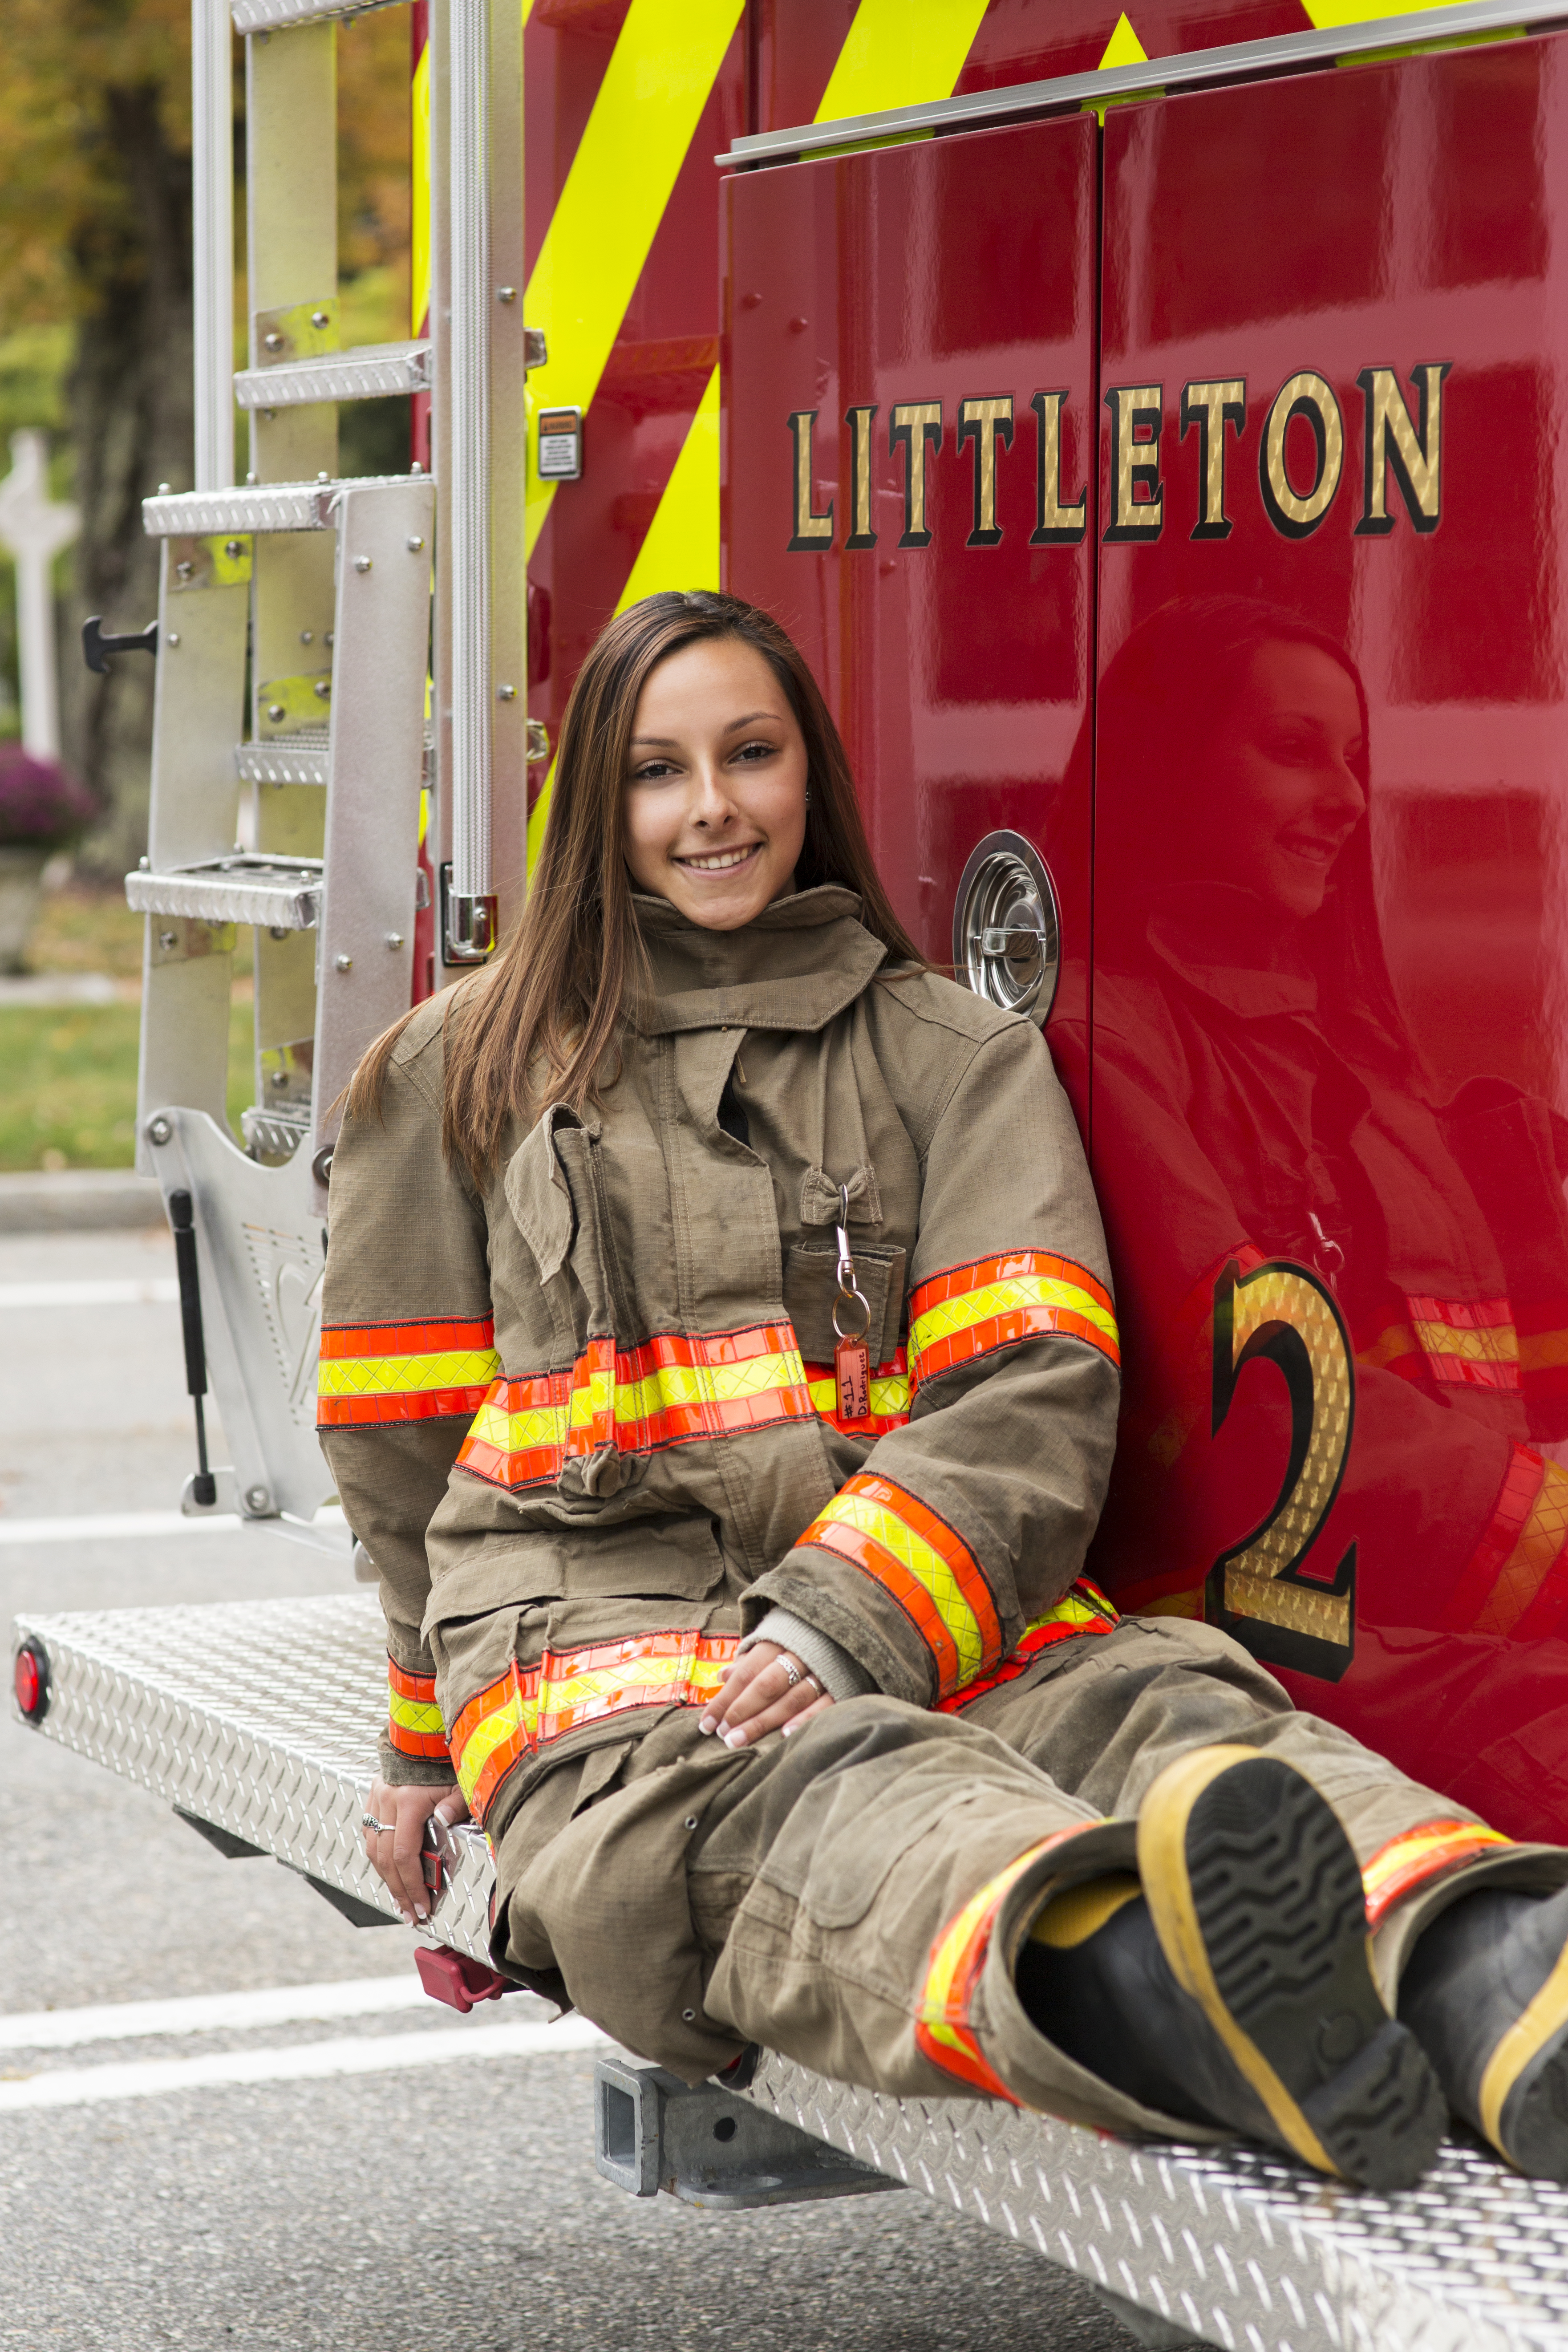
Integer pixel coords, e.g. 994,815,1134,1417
378,1729,458,1787
744,1553,933,1707
740,1607,878,1703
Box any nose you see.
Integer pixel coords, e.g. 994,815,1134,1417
1320,752,1365,827
689,755,740,827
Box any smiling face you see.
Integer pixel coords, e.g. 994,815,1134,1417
1192,640,1368,919
622,636,810,931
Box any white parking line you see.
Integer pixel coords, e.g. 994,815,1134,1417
0,1973,434,2052
0,2016,607,2111
0,1280,180,1308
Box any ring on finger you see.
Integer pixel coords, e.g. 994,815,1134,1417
779,1659,801,1688
361,1812,394,1834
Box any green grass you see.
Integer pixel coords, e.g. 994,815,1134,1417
0,995,257,1172
0,884,261,1171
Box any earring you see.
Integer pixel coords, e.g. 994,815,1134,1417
804,785,811,809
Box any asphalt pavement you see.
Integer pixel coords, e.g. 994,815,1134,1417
1,1224,1168,2352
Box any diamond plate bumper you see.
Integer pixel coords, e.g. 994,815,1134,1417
14,1594,1568,2351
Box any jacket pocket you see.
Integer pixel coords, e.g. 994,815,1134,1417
783,1242,906,1366
425,1512,726,1628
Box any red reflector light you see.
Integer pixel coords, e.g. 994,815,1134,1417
13,1639,49,1721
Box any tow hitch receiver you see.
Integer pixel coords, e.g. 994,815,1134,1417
593,2053,897,2210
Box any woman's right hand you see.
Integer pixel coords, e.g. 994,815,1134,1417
362,1776,470,1923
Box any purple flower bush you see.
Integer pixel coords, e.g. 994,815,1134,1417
0,746,99,849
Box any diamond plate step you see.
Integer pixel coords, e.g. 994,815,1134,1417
127,856,323,930
13,1592,1568,2351
235,341,432,409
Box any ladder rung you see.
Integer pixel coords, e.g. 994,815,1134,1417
235,342,432,410
128,857,323,931
235,735,331,787
142,476,425,539
240,1106,311,1160
231,0,382,29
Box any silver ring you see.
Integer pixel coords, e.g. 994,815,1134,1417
801,1673,820,1694
779,1659,801,1688
361,1812,393,1834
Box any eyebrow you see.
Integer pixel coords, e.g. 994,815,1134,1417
629,710,781,746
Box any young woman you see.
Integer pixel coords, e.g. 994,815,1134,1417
323,590,1568,2193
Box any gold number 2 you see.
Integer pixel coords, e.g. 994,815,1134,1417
1204,1257,1357,1682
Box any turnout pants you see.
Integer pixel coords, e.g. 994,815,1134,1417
491,1615,1568,2143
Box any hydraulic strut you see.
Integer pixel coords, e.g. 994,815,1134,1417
167,1189,217,1508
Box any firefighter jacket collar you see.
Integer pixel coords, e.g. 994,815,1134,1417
631,884,888,1036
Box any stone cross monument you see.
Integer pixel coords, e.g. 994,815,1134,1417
0,430,81,760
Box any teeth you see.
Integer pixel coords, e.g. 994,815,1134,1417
681,846,758,872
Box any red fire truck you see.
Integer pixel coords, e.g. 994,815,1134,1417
16,2,1568,2343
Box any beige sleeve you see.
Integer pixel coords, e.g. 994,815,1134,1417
317,1028,494,1784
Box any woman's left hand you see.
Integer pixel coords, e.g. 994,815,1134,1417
700,1642,834,1748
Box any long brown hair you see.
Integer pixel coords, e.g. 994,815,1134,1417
348,590,923,1173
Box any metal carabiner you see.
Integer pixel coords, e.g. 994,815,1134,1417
833,1182,871,1341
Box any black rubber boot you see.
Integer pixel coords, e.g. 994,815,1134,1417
1399,1881,1568,2178
1021,1745,1447,2191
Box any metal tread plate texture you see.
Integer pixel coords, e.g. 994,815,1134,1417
142,476,425,539
13,1592,1568,2352
230,0,387,26
126,856,323,931
234,341,432,409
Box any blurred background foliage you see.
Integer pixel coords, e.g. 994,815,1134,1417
0,0,412,1166
0,0,413,861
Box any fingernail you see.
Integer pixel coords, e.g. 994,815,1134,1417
414,1906,428,1922
698,1715,717,1735
724,1727,748,1749
781,1720,796,1736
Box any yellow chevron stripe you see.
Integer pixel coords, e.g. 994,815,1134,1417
527,365,720,872
813,0,993,122
523,0,743,561
1097,14,1149,69
411,34,432,336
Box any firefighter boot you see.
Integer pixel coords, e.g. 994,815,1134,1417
1398,1882,1568,2177
1018,1747,1447,2189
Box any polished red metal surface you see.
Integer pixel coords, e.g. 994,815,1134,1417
1085,36,1568,1839
723,29,1568,1841
725,118,1099,1034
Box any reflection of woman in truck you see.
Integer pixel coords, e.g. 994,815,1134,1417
1056,596,1568,1842
323,589,1568,2191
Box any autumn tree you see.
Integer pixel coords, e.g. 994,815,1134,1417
0,0,411,871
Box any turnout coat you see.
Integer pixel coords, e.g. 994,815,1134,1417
317,886,1122,1860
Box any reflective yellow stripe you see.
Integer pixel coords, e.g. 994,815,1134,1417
465,1391,568,1456
806,1371,912,1420
617,1339,803,1426
527,366,721,873
317,1346,500,1400
910,1275,1119,1370
455,1686,527,1808
813,1486,989,1686
389,1687,445,1740
813,0,992,122
523,0,743,561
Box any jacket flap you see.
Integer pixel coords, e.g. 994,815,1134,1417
503,1106,583,1282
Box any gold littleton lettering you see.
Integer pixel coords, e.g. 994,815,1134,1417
1029,391,1087,546
889,401,943,548
1356,363,1450,536
787,410,834,551
957,395,1013,547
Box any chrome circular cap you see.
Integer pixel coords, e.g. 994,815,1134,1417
952,830,1062,1026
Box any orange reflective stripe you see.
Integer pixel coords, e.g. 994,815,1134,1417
387,1658,449,1761
1439,1445,1568,1637
449,1630,739,1825
456,1322,818,1490
318,1316,499,1427
797,1472,1001,1699
1362,1820,1514,1930
916,1829,1085,2098
908,1252,1119,1386
803,1349,911,1436
1404,1292,1519,1393
935,1578,1118,1713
